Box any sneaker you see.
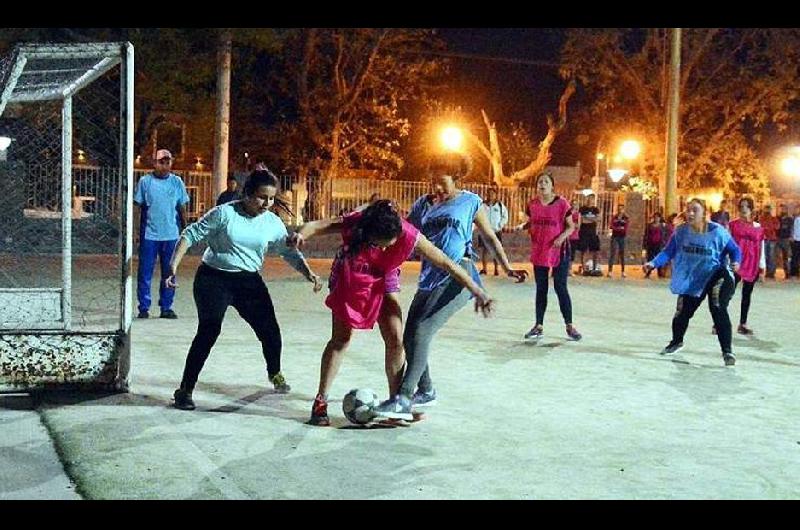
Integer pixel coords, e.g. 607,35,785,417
411,388,437,408
493,270,499,276
173,388,196,411
137,310,149,319
160,309,178,319
307,395,330,426
723,353,736,366
373,394,414,421
269,372,291,393
621,272,627,278
566,324,582,341
737,324,754,335
479,269,487,275
524,325,544,340
660,341,684,355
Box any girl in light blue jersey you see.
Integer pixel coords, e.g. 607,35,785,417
374,152,528,421
644,198,742,366
166,169,323,410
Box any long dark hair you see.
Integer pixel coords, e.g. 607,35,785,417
243,168,293,217
347,200,402,257
427,152,472,179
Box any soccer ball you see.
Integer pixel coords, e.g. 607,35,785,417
342,388,379,425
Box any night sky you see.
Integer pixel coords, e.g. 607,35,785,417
436,28,582,166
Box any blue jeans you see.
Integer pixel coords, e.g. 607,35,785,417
764,240,777,277
137,238,178,313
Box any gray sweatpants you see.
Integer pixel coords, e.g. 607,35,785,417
398,261,477,397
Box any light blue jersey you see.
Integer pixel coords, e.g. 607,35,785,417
181,203,306,274
134,173,190,241
651,221,742,297
408,191,484,291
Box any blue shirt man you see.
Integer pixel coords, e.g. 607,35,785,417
133,149,190,318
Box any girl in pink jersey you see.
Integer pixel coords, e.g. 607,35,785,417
729,197,765,335
293,200,493,426
515,173,582,341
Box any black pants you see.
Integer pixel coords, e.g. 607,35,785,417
735,274,755,325
671,268,736,354
792,241,800,277
534,253,573,326
180,263,282,390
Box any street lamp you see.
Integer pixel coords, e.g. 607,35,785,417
620,140,641,160
440,125,464,152
780,147,800,178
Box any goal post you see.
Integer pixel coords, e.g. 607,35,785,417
0,42,134,392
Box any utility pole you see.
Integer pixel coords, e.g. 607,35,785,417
213,29,232,197
664,28,681,215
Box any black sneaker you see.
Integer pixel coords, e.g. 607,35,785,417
566,324,583,341
173,388,196,410
137,310,149,319
160,309,178,319
660,341,684,355
479,269,487,275
524,325,544,340
307,395,330,426
723,353,736,366
269,372,291,393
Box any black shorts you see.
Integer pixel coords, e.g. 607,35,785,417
477,231,502,249
577,232,600,252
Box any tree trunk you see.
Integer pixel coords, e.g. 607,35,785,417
213,29,232,196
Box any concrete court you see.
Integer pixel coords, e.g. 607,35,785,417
5,256,800,499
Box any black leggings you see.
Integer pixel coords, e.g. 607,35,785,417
534,253,573,326
180,263,282,390
735,275,756,325
671,268,736,354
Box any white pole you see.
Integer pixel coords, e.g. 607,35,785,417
213,30,232,197
120,43,135,334
61,96,73,330
664,28,681,215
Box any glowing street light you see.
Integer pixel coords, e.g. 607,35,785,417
779,146,800,178
440,126,464,152
620,140,641,160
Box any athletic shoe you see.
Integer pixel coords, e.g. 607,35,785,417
137,310,149,319
660,341,684,355
566,324,582,341
173,388,195,411
411,388,437,408
737,324,754,335
723,353,736,366
373,394,413,421
524,325,544,340
479,269,487,275
269,372,291,393
307,395,330,426
160,309,178,319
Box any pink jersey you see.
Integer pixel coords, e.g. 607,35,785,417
729,219,764,282
326,211,420,329
568,210,580,241
527,196,571,268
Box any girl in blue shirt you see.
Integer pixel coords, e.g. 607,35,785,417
166,169,323,410
374,152,528,421
644,198,742,366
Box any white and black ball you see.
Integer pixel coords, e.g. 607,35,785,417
342,388,379,425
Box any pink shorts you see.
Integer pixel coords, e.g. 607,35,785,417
384,267,401,294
